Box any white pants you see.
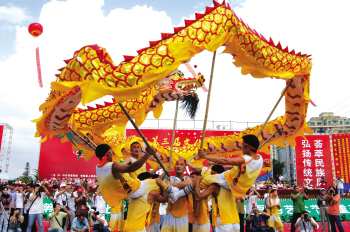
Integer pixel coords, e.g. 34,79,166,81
193,221,210,232
215,223,240,232
161,212,188,232
109,212,123,231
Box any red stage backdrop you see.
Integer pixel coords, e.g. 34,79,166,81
332,134,350,183
0,125,3,153
39,136,99,180
295,135,333,188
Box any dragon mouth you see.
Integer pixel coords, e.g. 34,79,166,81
175,74,205,92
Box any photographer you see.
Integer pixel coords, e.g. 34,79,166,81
48,203,71,232
295,211,319,232
16,185,25,215
8,208,23,232
246,206,271,232
54,184,69,206
290,185,309,232
0,187,13,231
26,183,50,232
64,184,76,232
72,214,90,232
75,188,90,217
89,208,109,232
91,186,106,218
317,188,331,232
335,176,344,196
326,186,345,232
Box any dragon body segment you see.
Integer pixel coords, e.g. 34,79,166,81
34,1,313,165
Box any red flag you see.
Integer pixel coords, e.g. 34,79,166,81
36,47,43,88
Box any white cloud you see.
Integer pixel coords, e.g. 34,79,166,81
0,0,174,177
0,5,33,24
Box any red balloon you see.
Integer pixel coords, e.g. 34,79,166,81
194,65,197,68
28,23,43,37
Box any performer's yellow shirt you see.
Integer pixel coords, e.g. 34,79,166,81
266,197,280,217
124,180,160,231
129,156,147,179
150,202,160,225
166,176,193,218
224,154,263,198
212,187,239,226
110,200,124,214
189,197,209,225
201,167,212,177
96,162,141,207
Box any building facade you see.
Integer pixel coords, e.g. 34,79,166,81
308,112,350,133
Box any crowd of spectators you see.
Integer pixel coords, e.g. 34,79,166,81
0,174,346,232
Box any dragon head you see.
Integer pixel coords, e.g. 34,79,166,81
148,70,205,118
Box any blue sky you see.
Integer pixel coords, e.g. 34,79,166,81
1,0,350,177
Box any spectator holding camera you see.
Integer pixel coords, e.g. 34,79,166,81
8,208,23,232
16,185,25,215
246,206,271,232
335,176,344,196
89,208,109,232
0,187,13,232
48,203,71,232
9,183,17,212
326,186,345,232
91,186,106,218
72,214,90,232
295,211,318,232
64,184,76,232
26,183,50,232
290,185,309,232
54,184,69,206
75,187,90,217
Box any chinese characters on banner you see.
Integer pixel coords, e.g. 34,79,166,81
295,135,333,188
332,134,350,183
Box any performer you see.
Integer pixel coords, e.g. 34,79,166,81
95,144,172,211
123,142,160,179
108,200,124,232
160,159,193,232
266,189,283,232
188,172,210,232
168,135,263,203
123,172,167,232
193,165,240,232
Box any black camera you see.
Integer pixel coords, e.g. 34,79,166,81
304,213,308,219
330,190,335,194
94,211,100,216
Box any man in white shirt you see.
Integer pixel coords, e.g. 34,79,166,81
91,186,106,217
54,184,69,206
27,184,50,232
62,184,75,232
16,185,25,215
246,186,260,232
336,176,344,195
295,211,319,232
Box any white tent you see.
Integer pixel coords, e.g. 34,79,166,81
0,172,16,181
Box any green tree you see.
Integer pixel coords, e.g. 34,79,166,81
272,158,286,182
32,169,40,181
20,162,32,183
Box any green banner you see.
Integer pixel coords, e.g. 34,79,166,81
43,198,350,221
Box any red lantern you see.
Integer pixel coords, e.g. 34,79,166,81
28,23,43,37
194,65,197,68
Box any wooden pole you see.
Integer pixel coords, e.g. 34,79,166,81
257,80,293,138
118,103,170,177
258,128,281,149
189,51,217,162
69,127,96,150
168,99,179,179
